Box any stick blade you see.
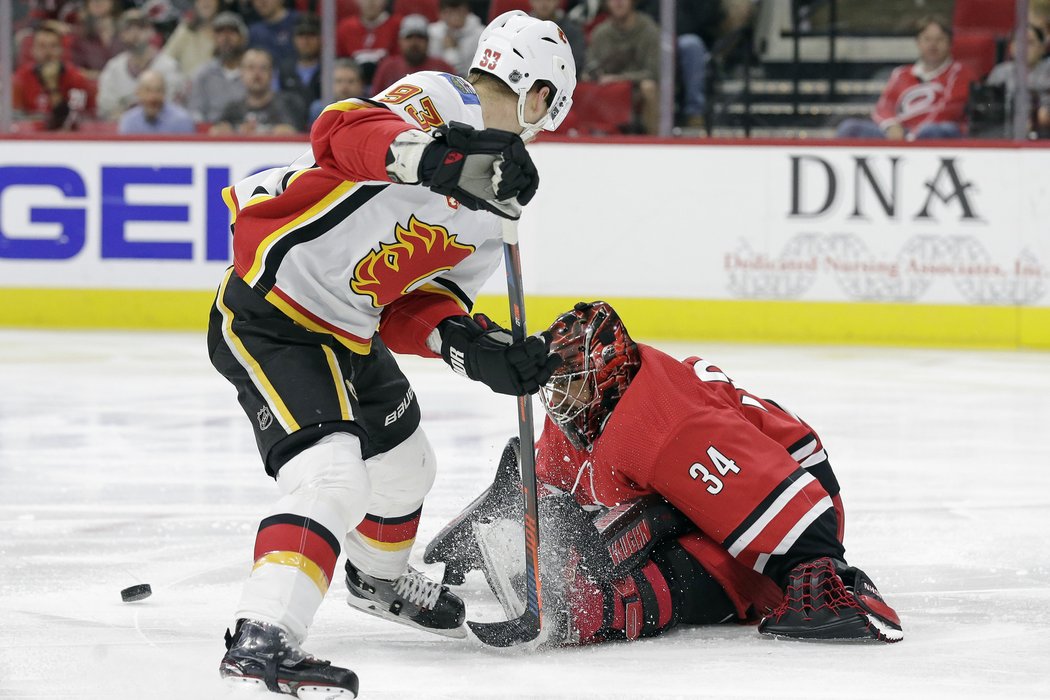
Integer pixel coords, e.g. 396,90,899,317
467,611,541,648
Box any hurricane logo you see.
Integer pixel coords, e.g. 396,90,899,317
897,82,942,122
351,215,475,307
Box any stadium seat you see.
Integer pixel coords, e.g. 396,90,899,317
558,80,633,136
394,0,440,22
953,0,1016,38
488,0,532,21
953,33,998,80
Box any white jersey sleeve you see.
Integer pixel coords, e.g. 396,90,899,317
369,71,485,132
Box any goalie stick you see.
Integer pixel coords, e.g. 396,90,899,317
466,218,544,648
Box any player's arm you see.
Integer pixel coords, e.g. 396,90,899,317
873,67,906,131
379,235,558,395
311,92,538,219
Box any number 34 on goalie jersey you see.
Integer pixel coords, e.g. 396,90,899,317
689,445,740,495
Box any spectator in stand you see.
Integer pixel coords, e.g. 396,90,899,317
584,0,660,134
277,13,323,109
71,0,124,80
97,8,185,120
371,14,454,92
162,0,222,78
13,21,96,130
307,57,366,124
336,0,401,89
836,15,975,140
985,24,1050,135
189,10,248,123
529,0,584,79
117,69,196,133
640,0,724,129
210,48,306,134
427,0,483,77
247,0,299,66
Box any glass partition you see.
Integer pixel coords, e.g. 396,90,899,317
0,0,1043,140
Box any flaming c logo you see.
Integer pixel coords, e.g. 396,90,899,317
351,215,475,307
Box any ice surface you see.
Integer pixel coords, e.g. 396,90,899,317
1,330,1048,699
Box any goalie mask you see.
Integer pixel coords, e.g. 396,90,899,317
540,302,641,450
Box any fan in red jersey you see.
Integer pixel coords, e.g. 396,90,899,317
426,301,903,646
836,14,975,140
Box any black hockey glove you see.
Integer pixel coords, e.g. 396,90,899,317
419,122,539,220
438,314,561,396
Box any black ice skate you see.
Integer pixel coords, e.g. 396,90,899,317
758,557,903,643
345,561,467,638
219,619,359,698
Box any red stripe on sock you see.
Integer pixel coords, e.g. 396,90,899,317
254,523,338,582
355,512,420,544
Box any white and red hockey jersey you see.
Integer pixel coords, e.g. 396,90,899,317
872,58,977,134
222,71,503,356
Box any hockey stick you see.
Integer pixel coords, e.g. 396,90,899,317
466,218,544,648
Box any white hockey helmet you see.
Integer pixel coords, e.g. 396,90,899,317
469,10,576,139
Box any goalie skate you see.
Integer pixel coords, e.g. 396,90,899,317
219,619,359,698
758,557,903,643
344,561,467,638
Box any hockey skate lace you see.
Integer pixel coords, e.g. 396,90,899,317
393,570,442,609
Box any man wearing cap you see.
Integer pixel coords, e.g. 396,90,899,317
189,10,249,123
372,14,454,92
277,13,323,108
97,8,186,120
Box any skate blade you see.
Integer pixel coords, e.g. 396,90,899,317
345,594,467,639
760,612,903,644
223,676,358,699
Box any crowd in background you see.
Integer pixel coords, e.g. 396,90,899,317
8,0,1050,138
8,0,755,135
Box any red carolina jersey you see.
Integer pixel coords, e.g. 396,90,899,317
336,14,401,68
536,344,837,581
12,62,96,119
872,59,976,134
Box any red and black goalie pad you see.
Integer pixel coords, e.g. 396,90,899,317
758,557,903,643
589,495,695,578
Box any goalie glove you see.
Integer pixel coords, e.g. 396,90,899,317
386,122,539,220
438,314,560,396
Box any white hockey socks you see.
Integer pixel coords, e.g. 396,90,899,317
236,433,370,641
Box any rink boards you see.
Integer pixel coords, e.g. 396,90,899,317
0,136,1047,348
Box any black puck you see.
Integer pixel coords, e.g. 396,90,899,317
120,583,152,602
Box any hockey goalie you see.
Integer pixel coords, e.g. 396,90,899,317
425,301,903,646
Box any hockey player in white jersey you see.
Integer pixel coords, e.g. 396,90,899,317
207,11,576,697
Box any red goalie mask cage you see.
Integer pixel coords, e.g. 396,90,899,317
541,301,641,449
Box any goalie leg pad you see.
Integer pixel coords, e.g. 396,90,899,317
758,557,903,643
423,437,523,584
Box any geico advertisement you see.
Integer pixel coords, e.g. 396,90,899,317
0,140,305,289
2,140,1049,307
